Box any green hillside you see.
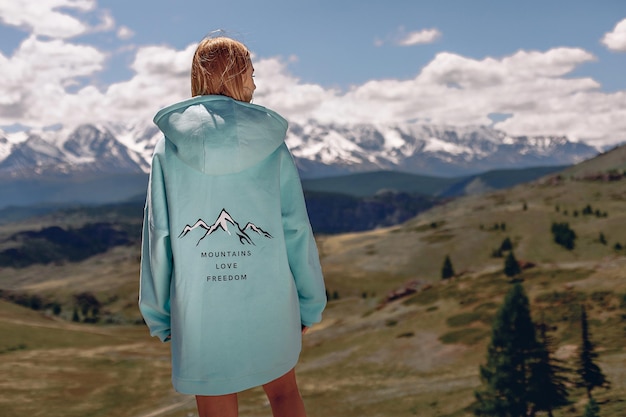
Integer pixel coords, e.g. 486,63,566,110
302,166,567,197
302,170,457,196
559,144,626,178
305,190,439,234
319,179,626,295
0,173,149,209
1,166,625,416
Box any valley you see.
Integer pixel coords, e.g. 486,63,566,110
2,149,626,416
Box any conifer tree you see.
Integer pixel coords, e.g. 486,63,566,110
52,302,62,316
441,255,455,279
504,251,521,277
576,305,609,398
500,236,513,252
582,397,600,417
527,319,570,417
475,283,538,417
551,222,576,250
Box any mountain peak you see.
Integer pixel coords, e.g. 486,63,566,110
286,121,598,178
0,125,148,179
0,120,599,181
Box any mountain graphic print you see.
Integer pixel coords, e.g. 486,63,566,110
178,208,273,246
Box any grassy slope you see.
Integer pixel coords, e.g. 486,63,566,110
559,144,626,178
302,171,458,197
318,178,626,296
1,175,626,416
0,173,149,209
301,166,567,198
0,300,186,417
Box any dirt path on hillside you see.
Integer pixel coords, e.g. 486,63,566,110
134,397,196,417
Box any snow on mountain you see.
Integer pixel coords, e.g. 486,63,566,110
62,124,149,173
0,134,68,177
0,120,600,180
0,135,11,163
286,121,598,178
0,124,150,178
107,120,161,163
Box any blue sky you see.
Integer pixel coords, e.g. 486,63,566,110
1,0,625,147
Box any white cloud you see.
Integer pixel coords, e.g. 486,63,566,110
376,26,442,47
602,18,626,52
0,34,194,129
0,35,106,124
252,57,339,119
0,4,625,149
249,47,625,147
398,28,442,46
42,43,194,128
2,40,626,148
117,25,134,40
0,2,188,129
93,9,115,32
0,0,96,39
102,43,196,115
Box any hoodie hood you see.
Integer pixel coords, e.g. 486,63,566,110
153,95,288,175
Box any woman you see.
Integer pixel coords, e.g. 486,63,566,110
139,36,326,417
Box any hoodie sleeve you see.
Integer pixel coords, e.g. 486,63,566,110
139,151,173,342
279,144,327,327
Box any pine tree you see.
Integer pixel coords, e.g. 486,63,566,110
441,255,455,279
72,307,80,322
551,222,576,250
52,302,62,316
576,305,609,398
475,283,538,417
582,397,600,417
504,251,521,277
527,319,570,416
500,236,513,252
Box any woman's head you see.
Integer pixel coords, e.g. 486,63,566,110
191,36,255,102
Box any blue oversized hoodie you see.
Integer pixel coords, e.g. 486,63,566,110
139,95,326,395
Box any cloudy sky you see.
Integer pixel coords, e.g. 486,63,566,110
1,0,625,147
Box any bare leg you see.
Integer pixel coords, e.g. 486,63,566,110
263,368,306,417
195,393,238,417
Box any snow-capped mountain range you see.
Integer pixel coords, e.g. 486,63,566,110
0,121,599,180
286,122,599,177
0,123,158,178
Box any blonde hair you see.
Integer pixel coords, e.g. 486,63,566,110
191,36,252,102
